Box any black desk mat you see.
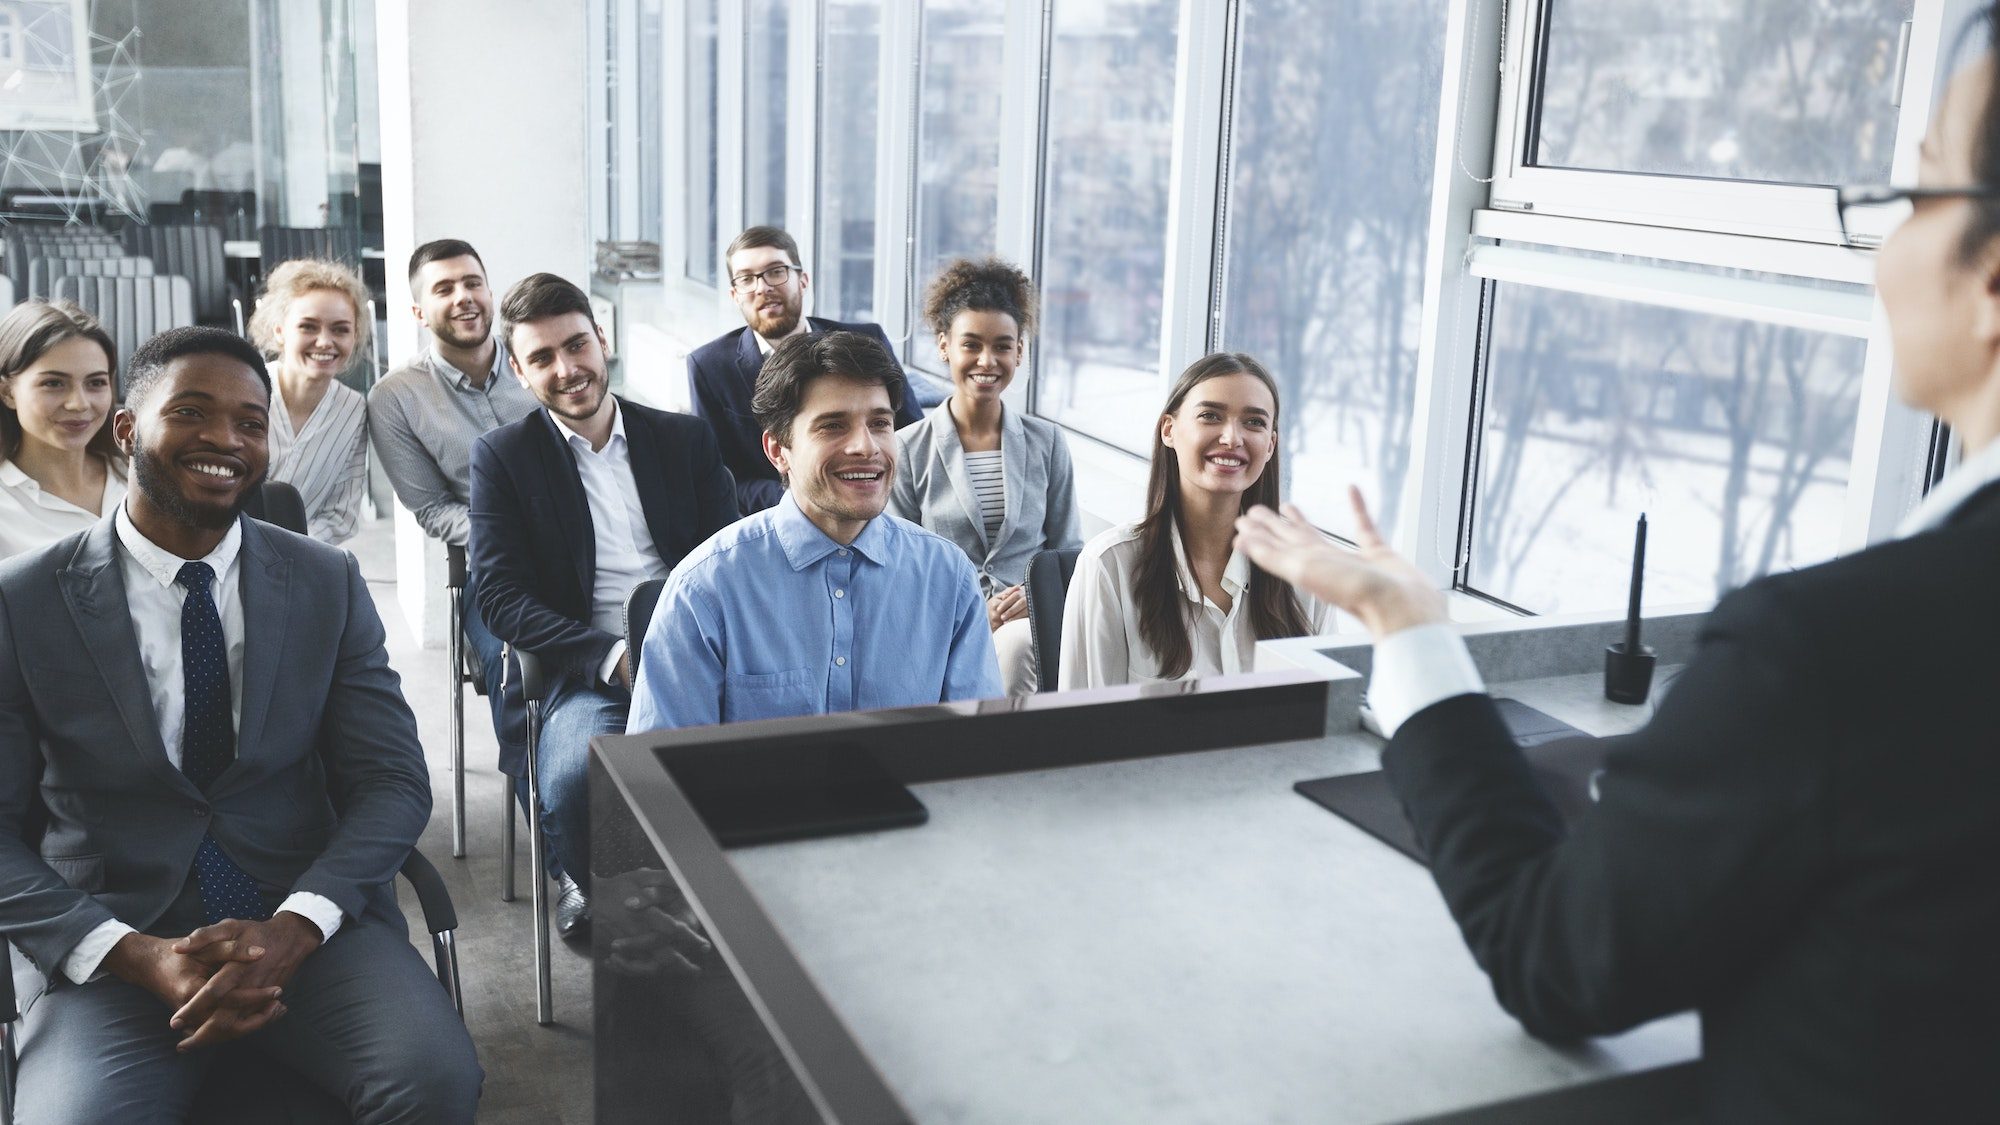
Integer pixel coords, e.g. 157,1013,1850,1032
1295,699,1608,865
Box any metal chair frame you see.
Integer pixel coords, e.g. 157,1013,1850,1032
503,645,554,1026
444,545,471,859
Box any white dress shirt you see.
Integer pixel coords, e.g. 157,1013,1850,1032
0,456,128,561
1369,437,2000,739
1057,518,1334,690
549,403,669,684
269,378,369,545
63,508,342,984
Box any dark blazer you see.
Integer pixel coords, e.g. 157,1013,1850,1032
469,399,736,768
0,516,431,1010
1382,482,2000,1124
687,317,923,514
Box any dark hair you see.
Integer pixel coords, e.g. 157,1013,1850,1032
0,299,120,463
923,256,1039,339
499,273,595,348
1134,352,1310,679
752,331,906,447
725,225,803,272
408,238,487,294
124,326,272,414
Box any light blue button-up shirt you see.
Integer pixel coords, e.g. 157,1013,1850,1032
626,493,1001,732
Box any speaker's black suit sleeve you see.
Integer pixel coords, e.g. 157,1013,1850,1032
1380,580,1831,1041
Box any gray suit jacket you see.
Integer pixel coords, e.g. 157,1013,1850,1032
890,403,1081,593
0,515,431,1009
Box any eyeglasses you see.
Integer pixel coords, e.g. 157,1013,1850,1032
729,263,800,291
1834,184,2000,248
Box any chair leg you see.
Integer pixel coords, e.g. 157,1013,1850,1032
2,1019,17,1125
432,930,464,1018
447,589,467,859
501,785,517,903
525,699,553,1026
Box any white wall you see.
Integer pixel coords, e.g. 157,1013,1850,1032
375,0,593,643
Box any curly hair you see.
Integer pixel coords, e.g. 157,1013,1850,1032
921,256,1038,340
247,258,371,367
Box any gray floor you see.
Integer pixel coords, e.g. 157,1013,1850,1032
349,517,594,1124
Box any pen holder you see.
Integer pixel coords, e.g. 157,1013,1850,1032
1603,642,1657,705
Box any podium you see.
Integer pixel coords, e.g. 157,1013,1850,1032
591,664,1699,1123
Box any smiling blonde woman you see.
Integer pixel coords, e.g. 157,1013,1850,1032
249,258,372,544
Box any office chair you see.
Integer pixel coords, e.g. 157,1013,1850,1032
1023,547,1083,691
624,579,667,672
0,851,463,1125
443,544,479,859
49,275,198,373
25,253,153,300
241,480,308,535
503,644,555,1026
122,223,234,326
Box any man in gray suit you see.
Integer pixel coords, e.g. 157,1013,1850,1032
0,327,480,1121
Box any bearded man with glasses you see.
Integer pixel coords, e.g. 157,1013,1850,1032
688,226,924,515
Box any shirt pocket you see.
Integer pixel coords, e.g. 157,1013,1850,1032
722,667,819,724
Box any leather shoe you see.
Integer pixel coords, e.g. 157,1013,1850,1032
556,873,591,941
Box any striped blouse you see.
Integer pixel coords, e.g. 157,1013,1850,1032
964,448,1006,544
268,377,369,545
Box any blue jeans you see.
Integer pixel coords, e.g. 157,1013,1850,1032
534,669,629,895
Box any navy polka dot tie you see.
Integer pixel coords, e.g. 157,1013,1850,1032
177,561,270,925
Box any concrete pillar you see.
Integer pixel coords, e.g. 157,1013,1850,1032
374,0,592,645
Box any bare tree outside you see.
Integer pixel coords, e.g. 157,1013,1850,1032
1036,0,1180,454
1218,0,1449,544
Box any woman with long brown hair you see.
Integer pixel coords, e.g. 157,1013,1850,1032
0,300,124,560
1057,352,1328,687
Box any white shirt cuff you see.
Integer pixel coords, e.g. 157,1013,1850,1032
599,640,629,687
63,918,137,984
278,892,345,942
1368,623,1487,738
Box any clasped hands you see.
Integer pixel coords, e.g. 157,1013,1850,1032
1232,486,1447,641
102,911,324,1052
986,585,1027,633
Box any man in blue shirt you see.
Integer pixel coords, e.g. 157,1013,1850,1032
627,331,1000,732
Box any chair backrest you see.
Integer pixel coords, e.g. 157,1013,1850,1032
1023,547,1083,692
50,274,198,371
122,223,229,324
259,224,361,271
180,189,257,241
4,228,119,288
242,480,308,535
624,578,668,655
27,254,155,299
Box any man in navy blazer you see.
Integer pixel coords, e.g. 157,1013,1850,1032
0,327,479,1120
687,225,923,514
470,274,735,935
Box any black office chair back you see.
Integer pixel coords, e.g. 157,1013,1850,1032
4,230,118,290
243,481,308,536
181,189,257,241
1023,547,1082,691
122,223,231,324
27,254,154,300
258,224,361,272
623,578,668,658
49,275,197,373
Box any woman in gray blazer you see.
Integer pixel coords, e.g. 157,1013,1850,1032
891,258,1080,695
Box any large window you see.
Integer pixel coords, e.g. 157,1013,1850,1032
684,0,719,284
1465,284,1864,614
817,0,882,321
636,0,663,244
1216,0,1448,542
1033,0,1179,454
1533,0,1910,186
744,0,788,230
910,0,1003,365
